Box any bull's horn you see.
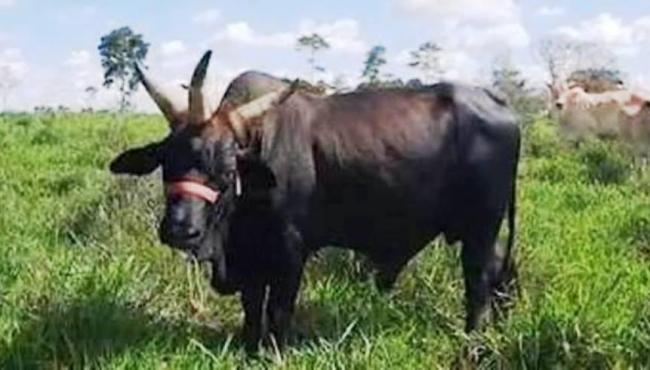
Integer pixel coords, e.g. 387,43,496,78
232,79,299,121
228,80,300,142
189,50,212,124
135,63,181,124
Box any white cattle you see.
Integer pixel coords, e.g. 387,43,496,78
551,83,650,151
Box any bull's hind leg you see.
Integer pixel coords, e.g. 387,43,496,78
461,222,512,332
373,257,409,293
371,247,421,293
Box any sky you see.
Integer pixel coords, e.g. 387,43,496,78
1,0,650,112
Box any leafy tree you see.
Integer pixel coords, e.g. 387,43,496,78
361,45,387,86
84,86,98,111
537,37,617,90
296,33,330,83
98,27,149,111
408,41,443,84
327,75,349,93
567,68,624,92
491,56,544,123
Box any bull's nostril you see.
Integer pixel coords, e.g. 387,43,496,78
555,102,563,110
185,228,202,240
160,222,202,246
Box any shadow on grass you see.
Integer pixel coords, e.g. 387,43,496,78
1,295,236,369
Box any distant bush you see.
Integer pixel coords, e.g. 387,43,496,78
526,156,585,183
523,118,565,159
15,117,32,128
31,127,62,145
578,141,633,185
618,204,650,259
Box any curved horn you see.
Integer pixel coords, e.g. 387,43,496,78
189,50,212,124
228,80,300,142
135,64,181,124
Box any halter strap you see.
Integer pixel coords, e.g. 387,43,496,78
166,181,220,203
165,173,242,204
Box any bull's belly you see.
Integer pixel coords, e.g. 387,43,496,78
312,196,445,253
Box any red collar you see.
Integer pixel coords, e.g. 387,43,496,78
165,176,241,204
166,181,220,203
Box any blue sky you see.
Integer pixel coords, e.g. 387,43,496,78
1,0,649,111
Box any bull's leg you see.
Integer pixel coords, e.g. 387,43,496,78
461,229,503,332
493,241,519,311
372,241,428,293
267,261,303,349
374,260,406,293
241,284,267,351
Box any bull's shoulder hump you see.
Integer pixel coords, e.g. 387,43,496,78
437,82,518,126
223,71,290,105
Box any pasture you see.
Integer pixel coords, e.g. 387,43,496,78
1,112,650,368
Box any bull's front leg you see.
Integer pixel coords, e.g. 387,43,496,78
240,284,267,351
267,261,303,349
266,224,306,349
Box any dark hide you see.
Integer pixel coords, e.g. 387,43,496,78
225,82,521,348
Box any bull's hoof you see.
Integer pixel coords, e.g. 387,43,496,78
211,280,240,295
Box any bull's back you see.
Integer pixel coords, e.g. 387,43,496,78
305,91,456,248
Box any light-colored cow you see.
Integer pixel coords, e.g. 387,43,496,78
551,82,650,151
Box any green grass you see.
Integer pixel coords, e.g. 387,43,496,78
1,113,649,369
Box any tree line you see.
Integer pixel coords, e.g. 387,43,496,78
0,26,623,117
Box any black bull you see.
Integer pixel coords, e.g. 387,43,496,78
111,72,520,349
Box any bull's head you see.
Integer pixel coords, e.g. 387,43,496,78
109,51,295,293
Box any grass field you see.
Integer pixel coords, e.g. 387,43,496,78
1,112,650,369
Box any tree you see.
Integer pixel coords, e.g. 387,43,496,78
98,27,149,111
361,45,387,86
84,86,98,111
491,56,543,122
567,68,624,92
537,37,617,90
296,33,330,83
0,65,20,112
408,41,443,84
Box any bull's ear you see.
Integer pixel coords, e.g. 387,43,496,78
109,142,162,176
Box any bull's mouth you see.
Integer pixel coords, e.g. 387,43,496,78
160,237,212,262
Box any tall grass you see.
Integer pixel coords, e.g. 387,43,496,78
0,113,649,368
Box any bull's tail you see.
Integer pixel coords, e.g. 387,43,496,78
501,134,520,291
504,181,516,272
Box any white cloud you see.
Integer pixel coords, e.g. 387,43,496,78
160,40,187,56
213,22,295,48
193,9,221,25
554,13,650,58
212,19,367,54
538,5,565,17
62,49,102,91
297,19,366,54
389,16,529,83
0,48,27,78
395,0,519,24
56,5,97,24
451,21,530,50
629,73,650,91
65,50,91,67
0,0,15,8
391,0,529,84
439,49,480,82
